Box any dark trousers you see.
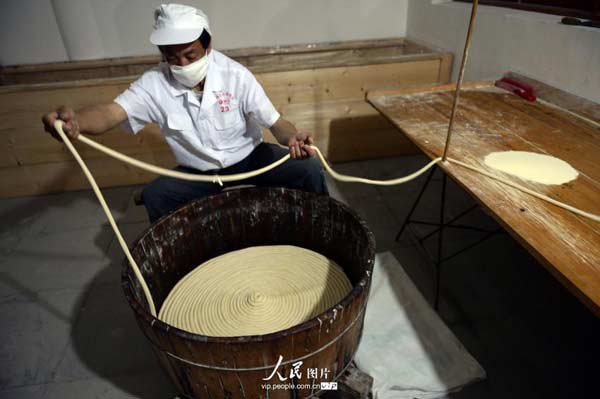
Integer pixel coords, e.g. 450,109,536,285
142,143,329,223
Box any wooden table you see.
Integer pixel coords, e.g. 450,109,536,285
366,79,600,316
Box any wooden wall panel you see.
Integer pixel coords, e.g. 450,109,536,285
0,150,176,198
0,39,451,197
0,38,436,84
276,100,418,162
257,60,440,104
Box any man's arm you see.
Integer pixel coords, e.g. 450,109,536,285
269,117,316,159
42,102,127,142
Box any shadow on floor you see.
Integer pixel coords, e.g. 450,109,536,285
65,222,175,398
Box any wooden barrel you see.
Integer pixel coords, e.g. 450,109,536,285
122,187,375,398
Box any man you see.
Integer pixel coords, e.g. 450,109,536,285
42,3,328,223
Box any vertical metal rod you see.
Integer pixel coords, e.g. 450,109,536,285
434,173,448,310
442,0,480,162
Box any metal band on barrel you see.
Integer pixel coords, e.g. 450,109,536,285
161,300,368,371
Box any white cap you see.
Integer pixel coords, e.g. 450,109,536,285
150,3,211,46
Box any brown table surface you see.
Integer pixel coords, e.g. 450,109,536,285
367,81,600,316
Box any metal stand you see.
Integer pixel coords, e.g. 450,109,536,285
396,165,503,310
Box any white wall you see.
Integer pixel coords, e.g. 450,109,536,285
1,0,408,66
407,0,600,103
0,0,69,65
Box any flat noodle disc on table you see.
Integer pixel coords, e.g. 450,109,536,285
159,245,353,337
484,151,578,185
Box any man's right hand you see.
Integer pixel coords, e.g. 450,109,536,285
42,106,80,142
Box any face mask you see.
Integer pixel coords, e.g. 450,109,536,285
170,54,209,88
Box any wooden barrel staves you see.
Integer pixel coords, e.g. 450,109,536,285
122,187,376,398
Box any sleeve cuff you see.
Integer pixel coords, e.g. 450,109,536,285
113,98,144,134
265,110,281,129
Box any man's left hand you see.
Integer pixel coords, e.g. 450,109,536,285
288,132,316,159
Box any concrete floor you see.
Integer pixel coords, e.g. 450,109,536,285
0,155,598,398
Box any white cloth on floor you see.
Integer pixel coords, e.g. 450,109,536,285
355,252,485,399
